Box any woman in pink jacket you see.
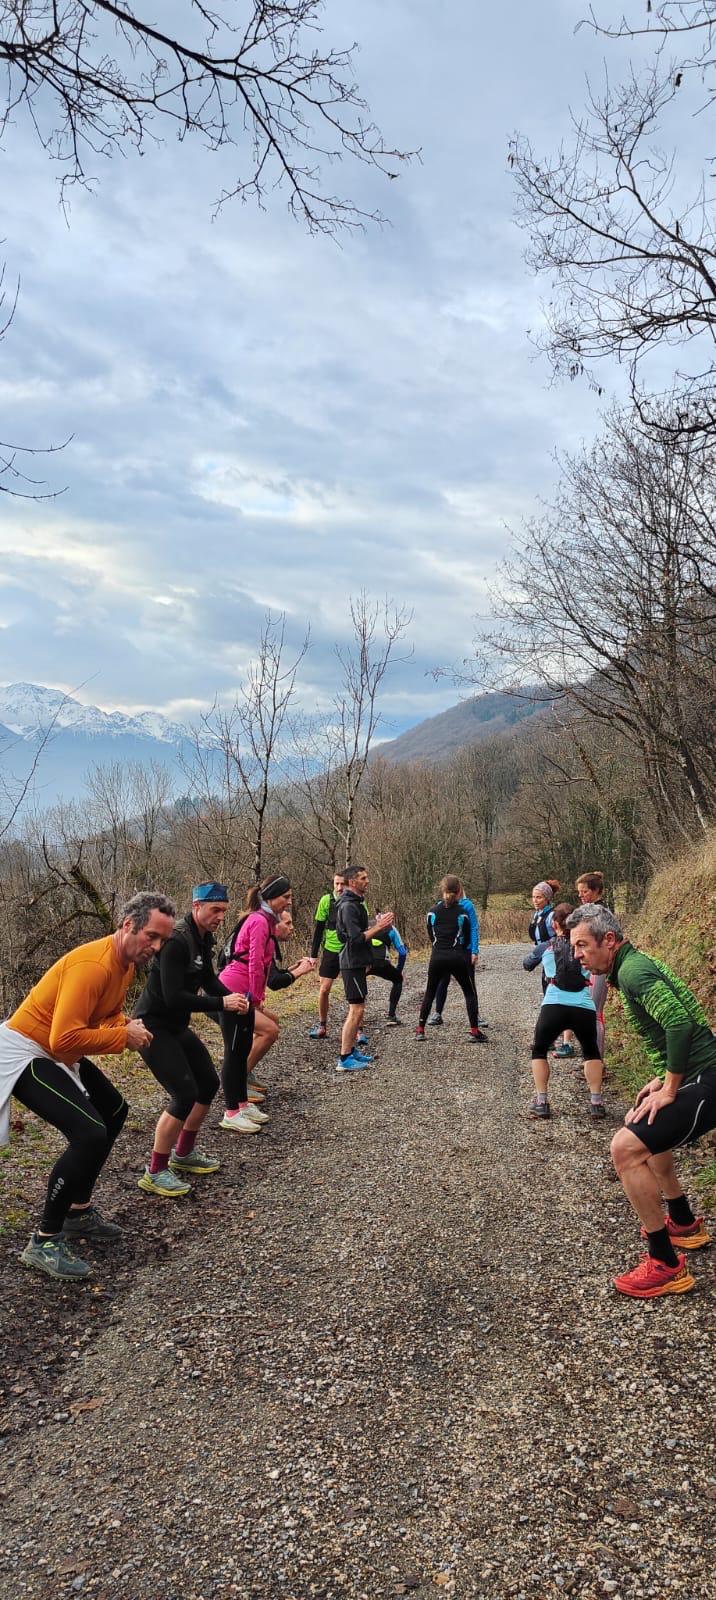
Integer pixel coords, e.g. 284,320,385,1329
218,873,292,1109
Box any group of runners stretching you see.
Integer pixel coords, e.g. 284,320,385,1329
1,862,715,1301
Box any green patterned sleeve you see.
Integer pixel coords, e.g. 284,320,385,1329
636,977,695,1078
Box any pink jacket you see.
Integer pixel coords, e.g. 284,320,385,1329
219,908,276,1007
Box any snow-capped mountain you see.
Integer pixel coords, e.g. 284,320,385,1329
0,683,189,746
0,683,208,819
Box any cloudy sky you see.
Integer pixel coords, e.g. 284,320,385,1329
0,1,645,738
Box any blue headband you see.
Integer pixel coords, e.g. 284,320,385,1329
192,881,229,903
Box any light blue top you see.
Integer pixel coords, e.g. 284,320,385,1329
541,946,596,1011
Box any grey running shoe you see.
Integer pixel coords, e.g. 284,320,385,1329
528,1098,551,1120
589,1100,607,1120
20,1233,92,1280
62,1206,122,1240
138,1167,191,1197
426,1013,443,1027
386,1015,402,1026
169,1148,221,1174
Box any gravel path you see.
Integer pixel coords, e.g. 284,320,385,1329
2,946,716,1600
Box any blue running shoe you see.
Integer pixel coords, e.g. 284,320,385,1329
353,1048,375,1062
336,1054,369,1073
309,1023,327,1039
356,1031,369,1046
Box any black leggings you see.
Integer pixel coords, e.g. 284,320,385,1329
13,1056,128,1232
219,1006,255,1110
532,1004,601,1060
419,951,478,1028
138,1025,219,1121
433,964,479,1017
370,958,403,1014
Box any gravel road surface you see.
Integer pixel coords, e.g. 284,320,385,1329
1,946,715,1600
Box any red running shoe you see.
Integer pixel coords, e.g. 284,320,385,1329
639,1215,711,1250
613,1252,695,1299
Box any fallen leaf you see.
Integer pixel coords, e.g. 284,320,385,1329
69,1396,105,1416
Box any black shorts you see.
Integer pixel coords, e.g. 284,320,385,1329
341,966,370,1005
532,1004,601,1061
319,950,341,981
627,1069,716,1156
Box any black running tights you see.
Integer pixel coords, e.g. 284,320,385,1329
13,1056,128,1232
419,952,478,1029
219,1006,255,1110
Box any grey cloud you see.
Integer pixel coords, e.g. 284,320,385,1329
1,1,624,729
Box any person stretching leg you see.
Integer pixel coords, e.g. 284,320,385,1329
134,881,251,1190
335,866,394,1072
0,891,175,1279
309,873,346,1039
568,904,714,1299
526,903,604,1121
219,873,293,1107
417,877,487,1043
427,891,484,1027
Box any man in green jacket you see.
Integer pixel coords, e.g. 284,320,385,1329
308,872,346,1039
568,903,715,1300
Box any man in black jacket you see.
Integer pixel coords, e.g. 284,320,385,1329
134,881,251,1197
335,866,394,1072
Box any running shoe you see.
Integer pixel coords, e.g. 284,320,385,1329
613,1252,695,1298
20,1233,92,1280
356,1031,369,1046
335,1054,369,1073
241,1103,269,1125
309,1023,327,1039
219,1110,260,1134
247,1072,267,1093
552,1043,576,1059
528,1097,551,1119
353,1047,375,1062
639,1215,711,1250
247,1086,266,1105
588,1100,607,1121
138,1167,191,1198
62,1206,122,1240
426,1013,443,1027
169,1148,221,1175
386,1015,402,1027
469,1028,488,1044
415,1025,426,1041
478,1017,489,1028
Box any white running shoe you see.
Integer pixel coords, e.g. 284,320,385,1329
242,1103,269,1125
219,1110,260,1134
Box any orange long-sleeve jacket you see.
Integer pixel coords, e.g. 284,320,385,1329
8,936,133,1065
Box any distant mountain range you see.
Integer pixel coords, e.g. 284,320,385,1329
0,682,546,819
0,683,196,817
375,690,545,764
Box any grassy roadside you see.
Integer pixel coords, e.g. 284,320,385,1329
605,833,716,1208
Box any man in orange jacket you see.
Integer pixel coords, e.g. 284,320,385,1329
0,890,175,1280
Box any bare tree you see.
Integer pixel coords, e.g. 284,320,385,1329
1,1,414,233
478,401,716,839
453,738,520,909
332,595,412,864
188,612,308,883
0,262,69,497
509,7,716,428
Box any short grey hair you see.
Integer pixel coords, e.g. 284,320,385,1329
118,890,176,932
566,903,624,941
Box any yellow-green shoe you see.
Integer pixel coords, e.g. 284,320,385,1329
138,1167,191,1198
169,1149,221,1176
